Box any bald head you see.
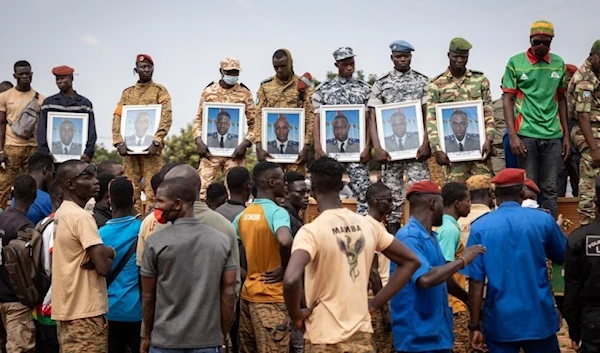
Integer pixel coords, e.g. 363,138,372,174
56,159,87,185
164,164,201,199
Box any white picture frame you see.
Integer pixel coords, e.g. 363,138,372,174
261,108,305,163
375,100,424,161
47,112,89,163
320,105,366,163
202,102,246,158
121,104,162,155
435,100,486,163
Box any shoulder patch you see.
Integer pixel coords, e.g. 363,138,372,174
585,235,600,257
204,81,215,89
260,77,274,85
431,72,445,82
239,82,250,90
469,70,484,75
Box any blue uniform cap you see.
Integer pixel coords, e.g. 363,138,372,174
390,40,415,53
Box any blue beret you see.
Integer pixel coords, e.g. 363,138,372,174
390,40,415,53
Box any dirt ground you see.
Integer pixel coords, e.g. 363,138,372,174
559,320,576,353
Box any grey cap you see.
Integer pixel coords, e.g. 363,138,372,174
333,47,356,61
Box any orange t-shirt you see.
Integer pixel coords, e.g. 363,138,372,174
0,88,44,147
292,208,394,344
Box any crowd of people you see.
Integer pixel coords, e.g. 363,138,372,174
0,18,598,353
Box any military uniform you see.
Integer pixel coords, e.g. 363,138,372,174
193,57,256,201
313,47,371,215
427,38,494,184
491,98,506,174
368,40,430,226
206,131,239,149
325,137,360,153
112,54,172,213
445,133,481,153
266,139,299,154
255,50,314,173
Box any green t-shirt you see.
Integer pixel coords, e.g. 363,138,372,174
436,214,461,262
502,51,567,139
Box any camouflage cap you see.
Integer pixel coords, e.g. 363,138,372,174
530,20,554,37
465,175,491,191
220,57,241,71
333,47,356,62
591,39,600,54
449,37,472,52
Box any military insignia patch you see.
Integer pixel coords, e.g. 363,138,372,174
139,56,145,62
586,235,600,256
583,90,592,102
392,44,397,51
255,97,260,105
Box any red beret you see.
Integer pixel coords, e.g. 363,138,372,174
524,178,540,194
51,65,74,76
566,64,578,77
491,168,525,187
136,54,153,65
297,72,313,91
406,180,441,198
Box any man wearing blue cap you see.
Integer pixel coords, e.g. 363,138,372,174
312,47,372,215
368,40,430,235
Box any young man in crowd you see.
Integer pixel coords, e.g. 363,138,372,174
282,171,309,237
52,161,116,352
10,152,54,224
93,173,116,228
283,158,420,352
0,175,38,352
99,177,142,352
140,177,236,353
206,181,228,211
216,166,251,222
458,175,494,245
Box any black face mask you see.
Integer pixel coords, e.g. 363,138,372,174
533,45,550,59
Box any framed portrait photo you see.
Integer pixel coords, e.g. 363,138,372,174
121,105,162,155
202,102,246,158
48,112,89,163
262,108,305,163
375,100,424,161
435,100,485,163
320,105,365,163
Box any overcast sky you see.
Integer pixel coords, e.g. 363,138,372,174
2,0,598,148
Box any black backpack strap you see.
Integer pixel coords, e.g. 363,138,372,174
106,240,137,287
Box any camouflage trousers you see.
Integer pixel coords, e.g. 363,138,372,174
123,154,162,214
0,301,35,353
427,155,445,188
199,156,244,201
279,162,307,175
304,331,375,353
577,147,599,225
0,145,37,210
491,145,506,176
57,315,108,353
453,311,471,353
344,163,370,216
446,160,493,184
381,160,430,226
239,300,291,353
370,305,394,353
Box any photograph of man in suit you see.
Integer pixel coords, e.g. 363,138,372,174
52,119,82,155
267,114,299,154
384,110,419,152
207,109,239,149
125,111,154,147
326,112,360,153
445,109,480,153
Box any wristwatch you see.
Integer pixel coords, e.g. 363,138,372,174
468,322,482,331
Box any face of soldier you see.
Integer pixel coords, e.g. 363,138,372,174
135,115,150,137
273,56,292,81
450,114,468,141
274,119,290,142
391,52,412,73
60,122,75,145
333,117,350,142
335,58,355,78
216,115,231,135
136,62,154,83
55,75,73,93
448,51,469,71
390,114,407,138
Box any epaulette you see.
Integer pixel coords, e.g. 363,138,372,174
467,133,479,138
431,72,445,82
376,72,390,81
445,135,454,140
260,77,274,85
290,140,299,145
240,82,250,90
204,81,214,89
470,70,484,75
412,69,428,80
268,140,276,146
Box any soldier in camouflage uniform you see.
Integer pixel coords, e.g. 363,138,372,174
368,40,431,234
569,40,600,225
426,38,495,184
193,57,257,200
113,54,172,213
255,49,314,174
313,47,372,215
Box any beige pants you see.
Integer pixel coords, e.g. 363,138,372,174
0,301,35,353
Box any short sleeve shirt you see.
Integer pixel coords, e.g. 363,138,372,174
0,88,45,146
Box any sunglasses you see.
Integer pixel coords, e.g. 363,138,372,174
532,40,551,47
72,164,97,179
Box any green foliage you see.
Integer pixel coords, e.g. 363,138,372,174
162,124,199,166
93,144,122,164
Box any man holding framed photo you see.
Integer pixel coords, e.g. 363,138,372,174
368,40,431,234
112,54,173,213
38,65,97,163
426,38,494,184
193,57,257,201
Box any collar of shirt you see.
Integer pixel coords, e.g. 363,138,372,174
135,81,155,88
172,217,202,225
277,140,289,147
53,91,83,103
335,75,356,85
470,203,491,214
105,215,137,225
217,133,227,140
396,135,405,146
394,68,412,77
454,135,466,145
252,198,279,206
408,216,436,239
498,200,521,209
61,143,72,151
526,48,551,65
442,214,460,231
444,67,473,81
337,138,349,149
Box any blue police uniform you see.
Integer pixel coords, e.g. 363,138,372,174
390,216,453,353
462,201,567,353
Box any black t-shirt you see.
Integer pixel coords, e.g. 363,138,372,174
0,208,34,303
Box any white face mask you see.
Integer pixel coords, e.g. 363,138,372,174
223,75,239,85
522,199,539,209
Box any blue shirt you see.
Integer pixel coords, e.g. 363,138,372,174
11,189,52,225
390,216,454,352
99,216,142,322
462,201,567,342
